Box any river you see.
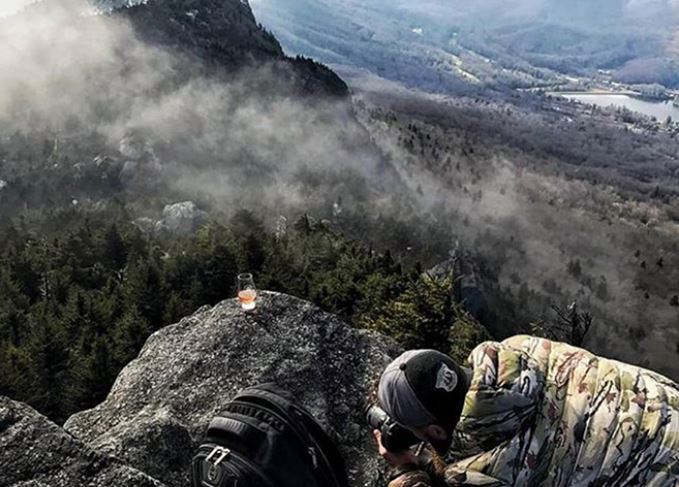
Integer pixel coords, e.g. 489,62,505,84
554,92,679,121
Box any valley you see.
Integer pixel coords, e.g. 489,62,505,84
250,0,679,94
246,0,679,376
352,83,679,377
3,3,679,487
0,0,678,427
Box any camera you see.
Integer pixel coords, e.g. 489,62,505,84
365,405,420,453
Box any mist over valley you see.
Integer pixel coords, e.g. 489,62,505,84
1,0,678,442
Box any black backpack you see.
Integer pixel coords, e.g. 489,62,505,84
191,384,351,487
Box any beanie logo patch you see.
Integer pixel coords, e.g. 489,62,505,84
435,363,458,392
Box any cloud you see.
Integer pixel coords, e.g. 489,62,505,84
0,0,39,18
0,0,405,222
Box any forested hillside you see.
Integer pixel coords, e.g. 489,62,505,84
2,0,677,428
250,0,678,92
353,87,679,379
0,209,500,423
0,0,511,424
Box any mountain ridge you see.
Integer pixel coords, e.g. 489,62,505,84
11,0,348,97
115,0,349,97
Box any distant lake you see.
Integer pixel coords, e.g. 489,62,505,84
555,92,679,121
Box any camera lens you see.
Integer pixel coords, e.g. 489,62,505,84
365,405,420,453
365,405,389,430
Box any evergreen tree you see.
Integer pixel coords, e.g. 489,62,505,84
242,233,267,274
113,307,151,368
203,244,238,304
124,256,167,328
25,311,76,424
163,291,194,325
102,224,127,270
83,336,115,407
361,274,479,354
0,207,504,424
0,342,30,399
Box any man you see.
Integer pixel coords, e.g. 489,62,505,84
373,335,679,486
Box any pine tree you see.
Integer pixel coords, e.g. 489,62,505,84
243,233,267,274
163,291,193,325
230,209,265,237
0,342,30,399
11,256,42,304
0,271,29,346
102,224,127,270
83,336,115,406
124,256,167,329
203,244,237,304
360,274,485,355
113,307,150,368
25,310,76,424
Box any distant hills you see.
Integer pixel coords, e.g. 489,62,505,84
250,0,679,91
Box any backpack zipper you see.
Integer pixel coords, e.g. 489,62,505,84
205,445,231,467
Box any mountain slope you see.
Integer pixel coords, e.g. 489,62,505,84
118,0,347,96
120,0,285,62
250,0,676,92
16,0,348,97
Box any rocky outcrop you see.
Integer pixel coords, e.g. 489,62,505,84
428,245,491,325
118,0,284,63
116,0,348,97
64,291,399,487
0,292,398,486
0,396,165,487
14,0,348,98
155,201,208,235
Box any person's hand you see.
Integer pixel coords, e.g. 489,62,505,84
372,429,419,467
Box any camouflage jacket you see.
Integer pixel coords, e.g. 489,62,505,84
388,335,679,487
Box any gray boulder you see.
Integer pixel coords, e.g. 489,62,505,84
0,396,165,487
428,244,491,327
65,291,399,487
154,201,208,235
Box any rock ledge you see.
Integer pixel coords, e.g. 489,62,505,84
62,291,398,486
